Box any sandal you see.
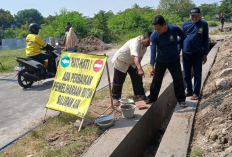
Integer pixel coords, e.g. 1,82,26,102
191,95,198,100
180,102,188,108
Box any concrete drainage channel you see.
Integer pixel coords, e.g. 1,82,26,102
80,42,220,157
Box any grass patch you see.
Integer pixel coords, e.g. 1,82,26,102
0,64,152,157
0,48,26,73
208,21,218,27
207,21,229,27
210,29,232,36
114,31,145,48
0,112,106,157
192,148,203,157
209,29,220,35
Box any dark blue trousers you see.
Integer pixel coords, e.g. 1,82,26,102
182,51,203,97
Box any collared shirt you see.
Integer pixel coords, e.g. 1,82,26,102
26,34,47,57
178,19,209,55
111,36,147,73
150,24,186,65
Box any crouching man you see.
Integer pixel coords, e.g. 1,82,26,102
111,31,152,106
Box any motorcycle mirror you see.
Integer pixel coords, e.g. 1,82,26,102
56,42,59,46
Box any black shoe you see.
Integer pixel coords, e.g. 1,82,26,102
146,98,156,104
138,95,147,101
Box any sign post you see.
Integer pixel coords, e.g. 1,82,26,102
45,52,107,131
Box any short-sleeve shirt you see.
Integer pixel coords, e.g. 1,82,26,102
111,36,147,73
26,34,47,56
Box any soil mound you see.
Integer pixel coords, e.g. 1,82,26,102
78,36,111,53
191,38,232,157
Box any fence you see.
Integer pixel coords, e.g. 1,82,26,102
1,37,63,50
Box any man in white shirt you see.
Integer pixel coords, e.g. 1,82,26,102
111,31,152,105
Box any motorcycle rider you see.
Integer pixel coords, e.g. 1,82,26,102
26,23,56,75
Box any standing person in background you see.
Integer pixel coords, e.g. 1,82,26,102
65,26,70,37
65,22,71,33
147,15,187,108
64,27,80,52
178,7,209,100
63,26,70,45
221,16,225,29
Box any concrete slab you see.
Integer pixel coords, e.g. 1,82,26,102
81,66,184,157
155,42,222,157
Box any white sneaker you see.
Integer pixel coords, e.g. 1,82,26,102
113,99,120,106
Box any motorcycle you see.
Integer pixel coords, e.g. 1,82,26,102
14,47,60,88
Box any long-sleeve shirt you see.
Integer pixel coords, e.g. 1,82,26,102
150,24,186,65
178,19,209,55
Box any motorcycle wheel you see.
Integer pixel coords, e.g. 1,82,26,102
18,69,34,88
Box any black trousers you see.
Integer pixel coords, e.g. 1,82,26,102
148,60,186,103
112,66,145,99
30,54,53,72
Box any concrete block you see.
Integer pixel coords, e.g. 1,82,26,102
135,100,147,110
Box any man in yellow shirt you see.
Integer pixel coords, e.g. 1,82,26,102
26,23,55,75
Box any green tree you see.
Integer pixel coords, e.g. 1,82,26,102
90,10,114,42
40,8,88,38
45,15,56,23
218,0,232,19
14,9,45,27
199,3,218,17
158,0,196,19
132,4,140,9
0,9,14,29
0,29,4,44
108,6,154,34
3,22,29,39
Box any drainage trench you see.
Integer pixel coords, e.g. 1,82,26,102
142,41,217,157
81,41,218,157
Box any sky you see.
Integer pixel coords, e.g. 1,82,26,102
1,0,221,17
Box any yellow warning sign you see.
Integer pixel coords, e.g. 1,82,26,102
46,52,107,118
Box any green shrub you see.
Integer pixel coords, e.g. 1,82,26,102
208,21,218,27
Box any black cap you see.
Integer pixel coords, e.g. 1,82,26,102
190,7,201,15
152,15,166,26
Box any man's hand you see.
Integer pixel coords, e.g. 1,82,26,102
134,56,144,77
202,55,207,64
150,65,155,77
137,68,145,77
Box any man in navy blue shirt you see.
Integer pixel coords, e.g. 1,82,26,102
178,7,209,100
147,15,187,107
